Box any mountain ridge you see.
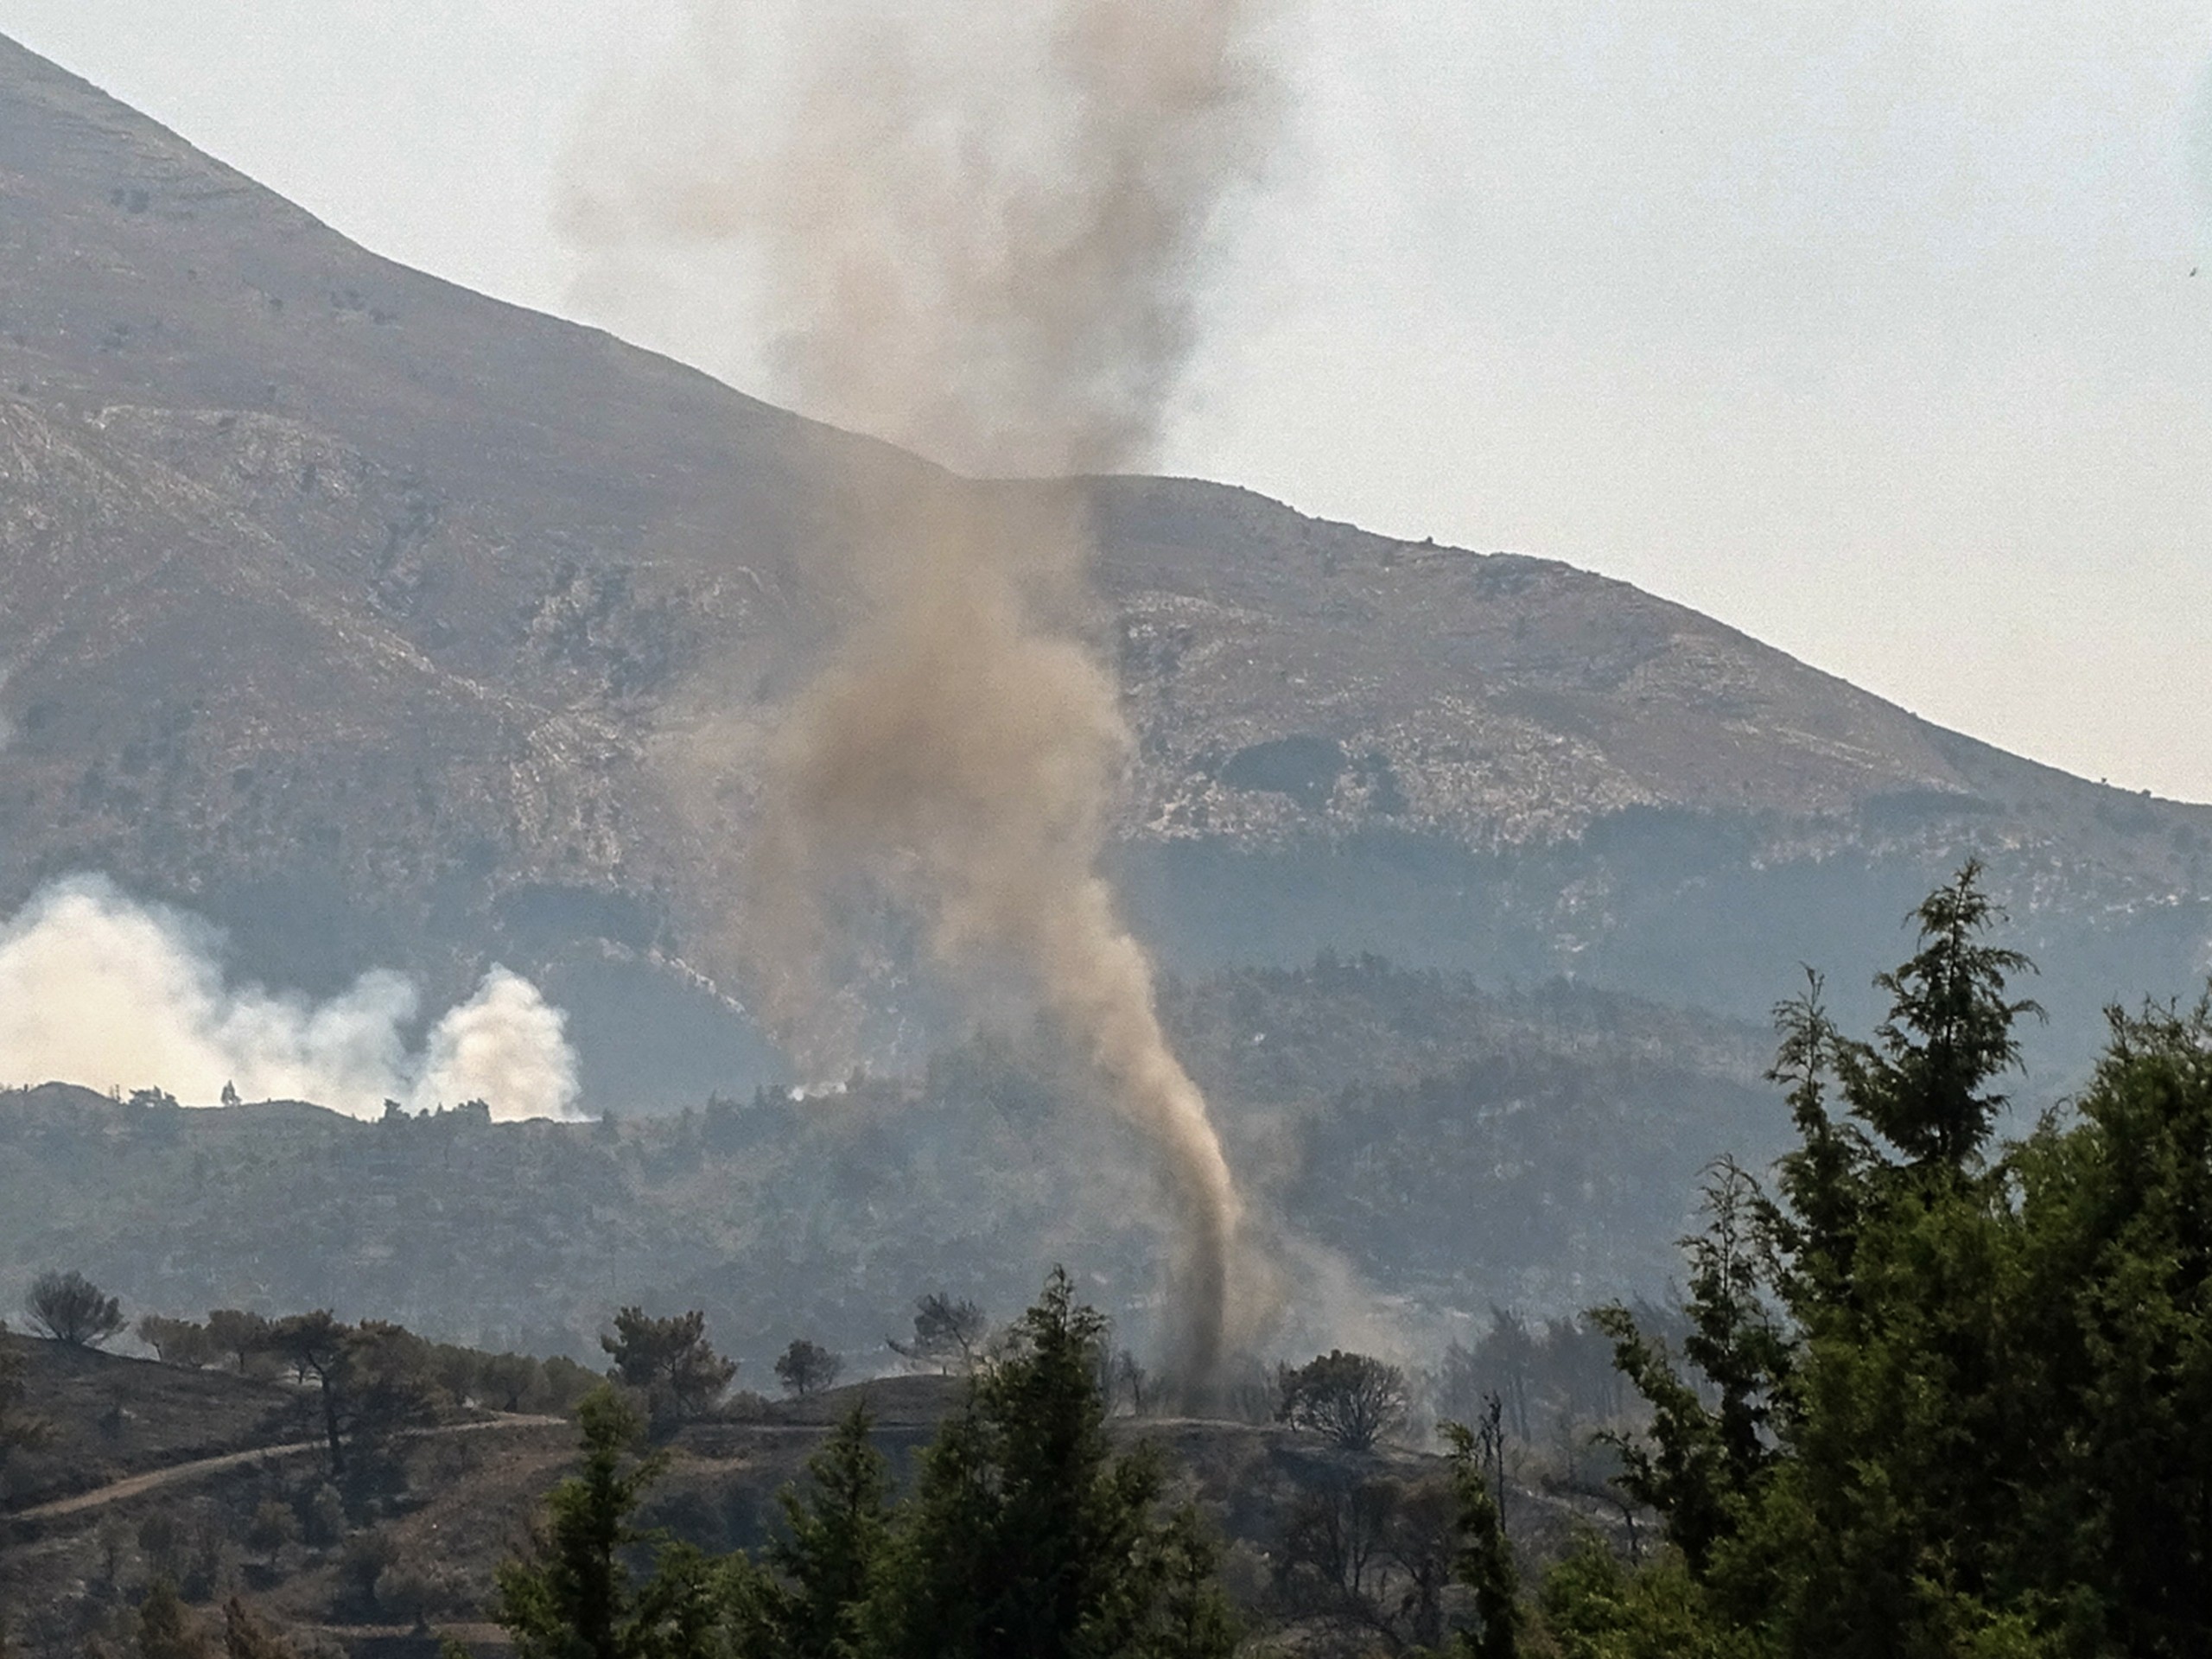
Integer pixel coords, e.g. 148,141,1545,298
2,30,2206,1103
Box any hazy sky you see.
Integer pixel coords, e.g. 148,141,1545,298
4,2,2209,799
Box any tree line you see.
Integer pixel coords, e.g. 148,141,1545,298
1552,863,2211,1656
487,1268,1519,1659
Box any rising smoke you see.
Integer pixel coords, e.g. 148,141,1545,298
565,0,1284,1385
0,875,581,1121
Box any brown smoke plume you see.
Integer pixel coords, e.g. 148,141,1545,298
565,0,1281,1382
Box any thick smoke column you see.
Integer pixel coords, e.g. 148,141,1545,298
0,875,582,1121
757,499,1248,1382
566,0,1282,1382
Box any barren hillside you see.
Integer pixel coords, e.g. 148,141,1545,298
2,32,2206,1104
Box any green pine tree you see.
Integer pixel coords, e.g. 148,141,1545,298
2002,999,2212,1654
732,1404,895,1659
1129,1506,1238,1659
1841,859,2041,1172
1576,864,2056,1657
492,1386,719,1659
869,1267,1232,1659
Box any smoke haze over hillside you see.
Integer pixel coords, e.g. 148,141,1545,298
0,876,580,1121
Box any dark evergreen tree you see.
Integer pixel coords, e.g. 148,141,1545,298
1559,864,2212,1657
140,1314,216,1369
204,1309,272,1375
1133,1507,1241,1659
492,1387,717,1659
1841,859,2041,1171
266,1312,352,1473
1762,970,1870,1309
0,1337,52,1478
731,1406,894,1659
2003,1000,2212,1656
773,1339,844,1399
1592,1159,1786,1582
136,1579,212,1659
1275,1350,1411,1451
873,1267,1234,1659
219,1598,297,1659
888,1294,990,1376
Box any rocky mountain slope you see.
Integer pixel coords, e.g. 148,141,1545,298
2,32,2205,1105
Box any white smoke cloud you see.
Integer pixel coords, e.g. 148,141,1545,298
0,874,581,1121
414,967,579,1122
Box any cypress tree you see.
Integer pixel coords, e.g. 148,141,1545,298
734,1405,895,1659
493,1387,716,1659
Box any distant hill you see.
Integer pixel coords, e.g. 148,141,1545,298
3,28,2207,1112
0,960,1779,1366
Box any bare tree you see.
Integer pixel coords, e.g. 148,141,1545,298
1109,1349,1158,1416
1433,1306,1640,1456
267,1311,352,1471
772,1338,843,1398
1474,1389,1509,1534
25,1270,125,1348
1380,1477,1462,1650
888,1293,989,1375
1277,1350,1410,1452
1275,1473,1397,1634
1276,1471,1464,1653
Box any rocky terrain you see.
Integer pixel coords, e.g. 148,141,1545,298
3,29,2208,1113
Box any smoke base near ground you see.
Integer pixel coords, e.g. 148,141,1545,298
0,874,581,1122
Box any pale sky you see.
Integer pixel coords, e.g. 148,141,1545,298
4,2,2209,800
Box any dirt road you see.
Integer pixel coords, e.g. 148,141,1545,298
6,1415,566,1524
